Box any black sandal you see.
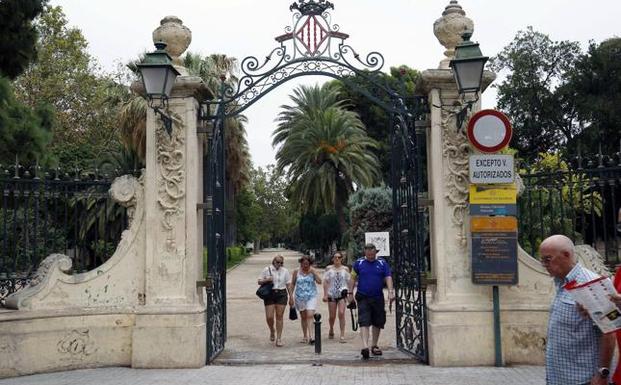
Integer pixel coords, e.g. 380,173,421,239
371,346,383,356
361,348,370,359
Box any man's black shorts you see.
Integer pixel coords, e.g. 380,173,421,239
355,292,386,328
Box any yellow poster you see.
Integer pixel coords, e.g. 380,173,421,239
469,184,517,205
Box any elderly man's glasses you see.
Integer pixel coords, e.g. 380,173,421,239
540,255,555,264
274,261,283,265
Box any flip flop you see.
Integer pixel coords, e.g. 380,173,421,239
339,336,346,343
275,340,283,347
371,346,383,356
270,331,275,342
328,332,335,339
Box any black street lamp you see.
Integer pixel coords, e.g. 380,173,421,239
450,32,488,94
449,32,489,129
137,42,180,135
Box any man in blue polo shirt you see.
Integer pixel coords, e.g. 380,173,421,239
347,243,395,359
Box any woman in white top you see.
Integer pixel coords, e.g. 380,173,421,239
257,255,292,347
322,252,351,343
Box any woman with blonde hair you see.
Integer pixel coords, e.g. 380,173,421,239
257,255,291,347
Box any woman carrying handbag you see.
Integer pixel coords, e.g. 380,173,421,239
257,255,292,347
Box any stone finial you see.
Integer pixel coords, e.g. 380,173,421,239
152,16,192,68
433,0,474,69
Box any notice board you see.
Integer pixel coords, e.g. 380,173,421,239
470,216,518,285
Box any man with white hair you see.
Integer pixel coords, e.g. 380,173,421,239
540,235,615,385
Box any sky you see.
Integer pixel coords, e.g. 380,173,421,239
51,0,621,168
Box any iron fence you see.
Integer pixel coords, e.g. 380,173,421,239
518,151,621,266
0,163,130,306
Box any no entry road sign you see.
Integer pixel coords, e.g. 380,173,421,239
467,110,512,153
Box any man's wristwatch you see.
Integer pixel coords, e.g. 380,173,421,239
598,367,610,378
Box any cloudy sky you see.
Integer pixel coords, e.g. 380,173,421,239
51,0,621,168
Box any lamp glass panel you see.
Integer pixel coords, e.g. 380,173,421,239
163,68,177,98
141,67,167,96
454,60,485,92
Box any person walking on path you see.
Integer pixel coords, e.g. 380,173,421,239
539,235,615,385
289,255,321,344
322,251,351,343
258,255,292,347
348,243,395,360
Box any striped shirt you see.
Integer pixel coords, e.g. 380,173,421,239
546,263,601,385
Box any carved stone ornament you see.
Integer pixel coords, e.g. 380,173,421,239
441,107,472,245
57,329,97,357
433,0,474,69
156,118,185,250
152,16,191,67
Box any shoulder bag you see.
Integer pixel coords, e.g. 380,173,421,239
256,267,273,300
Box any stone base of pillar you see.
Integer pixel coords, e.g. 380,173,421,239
0,311,134,378
427,301,548,366
131,309,206,368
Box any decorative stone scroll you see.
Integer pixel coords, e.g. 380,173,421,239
441,107,472,245
156,119,186,252
4,174,145,310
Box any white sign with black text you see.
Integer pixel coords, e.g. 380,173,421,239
469,155,515,184
364,232,390,257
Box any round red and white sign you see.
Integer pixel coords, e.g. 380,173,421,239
467,110,513,153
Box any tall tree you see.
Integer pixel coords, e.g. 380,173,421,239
569,38,621,155
274,84,381,235
0,77,53,164
0,0,45,79
489,27,582,162
331,66,421,184
12,5,120,167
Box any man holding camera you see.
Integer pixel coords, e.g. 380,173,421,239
348,243,395,359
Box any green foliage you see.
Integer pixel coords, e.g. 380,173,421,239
235,188,261,243
489,27,582,162
345,187,392,259
0,77,53,164
202,246,250,276
331,66,421,184
568,38,621,155
0,0,45,79
274,83,381,235
299,213,340,252
12,5,119,168
247,165,300,248
226,246,248,269
518,153,603,254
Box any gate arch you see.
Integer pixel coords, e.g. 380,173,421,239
200,0,430,363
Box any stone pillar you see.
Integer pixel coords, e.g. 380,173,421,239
131,16,206,368
419,2,560,367
420,1,500,366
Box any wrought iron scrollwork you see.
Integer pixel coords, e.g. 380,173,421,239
200,0,387,118
201,0,430,364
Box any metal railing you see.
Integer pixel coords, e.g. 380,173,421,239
518,152,621,266
0,163,130,305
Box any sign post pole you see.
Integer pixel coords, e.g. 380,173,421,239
466,109,515,368
493,285,502,367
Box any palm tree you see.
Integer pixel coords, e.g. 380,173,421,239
274,84,381,235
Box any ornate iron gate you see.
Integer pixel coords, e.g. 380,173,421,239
199,0,429,363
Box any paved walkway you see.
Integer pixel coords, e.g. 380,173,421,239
221,248,409,364
0,364,545,385
0,249,547,384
